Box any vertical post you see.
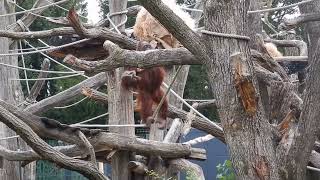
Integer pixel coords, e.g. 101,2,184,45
107,1,134,180
0,0,24,179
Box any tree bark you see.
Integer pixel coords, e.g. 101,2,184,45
202,1,278,179
107,1,134,180
0,1,30,179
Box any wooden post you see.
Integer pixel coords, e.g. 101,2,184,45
0,1,25,179
107,1,134,180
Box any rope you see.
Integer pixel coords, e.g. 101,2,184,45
307,166,320,173
0,39,90,57
10,73,82,81
180,7,203,12
106,10,128,34
54,97,88,109
184,99,215,102
0,0,69,17
23,40,89,79
201,30,250,41
9,46,50,52
162,81,223,131
0,62,84,74
72,124,148,128
151,66,183,120
43,0,88,20
0,135,20,141
19,40,31,94
248,0,315,14
72,113,109,125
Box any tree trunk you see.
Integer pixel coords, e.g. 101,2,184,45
107,1,134,180
280,1,320,179
0,1,34,180
202,0,278,179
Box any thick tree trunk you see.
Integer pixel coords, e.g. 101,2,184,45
202,1,278,179
0,2,34,180
107,1,134,180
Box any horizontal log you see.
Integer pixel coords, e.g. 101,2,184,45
25,72,107,114
168,105,225,143
0,102,206,160
0,104,108,180
63,41,199,73
280,12,320,30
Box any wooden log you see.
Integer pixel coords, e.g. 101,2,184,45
25,72,107,114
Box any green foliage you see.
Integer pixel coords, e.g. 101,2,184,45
186,170,198,180
184,65,219,122
145,170,176,180
15,0,108,126
216,160,236,180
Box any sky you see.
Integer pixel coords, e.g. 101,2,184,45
86,0,101,24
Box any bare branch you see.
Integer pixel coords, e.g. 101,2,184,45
26,59,50,103
168,159,205,180
265,39,308,56
274,56,308,62
0,101,206,160
195,100,217,110
127,5,142,16
77,131,97,166
183,134,215,146
0,104,108,180
163,118,183,143
0,27,76,39
0,144,85,162
280,12,320,30
25,72,107,114
138,0,208,62
248,0,315,14
183,103,199,136
9,0,54,32
310,151,320,168
0,26,139,50
63,41,198,73
168,105,225,143
280,39,320,173
81,87,108,105
128,161,148,174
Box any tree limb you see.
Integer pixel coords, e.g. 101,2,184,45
0,104,108,180
279,39,320,178
138,0,208,62
168,105,225,143
25,72,107,114
0,101,206,160
81,87,108,105
63,41,198,73
280,12,320,30
25,58,50,104
265,39,308,56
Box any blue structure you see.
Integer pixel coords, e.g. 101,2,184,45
180,129,229,179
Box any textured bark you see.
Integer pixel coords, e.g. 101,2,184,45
283,33,300,56
279,40,320,180
25,72,107,114
201,1,278,179
107,1,134,180
0,1,27,179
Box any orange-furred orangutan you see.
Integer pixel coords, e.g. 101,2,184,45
121,42,168,129
121,0,195,129
121,66,168,129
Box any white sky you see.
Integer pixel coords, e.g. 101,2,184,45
86,0,101,24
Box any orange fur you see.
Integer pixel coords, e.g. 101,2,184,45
133,1,195,48
265,43,283,58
